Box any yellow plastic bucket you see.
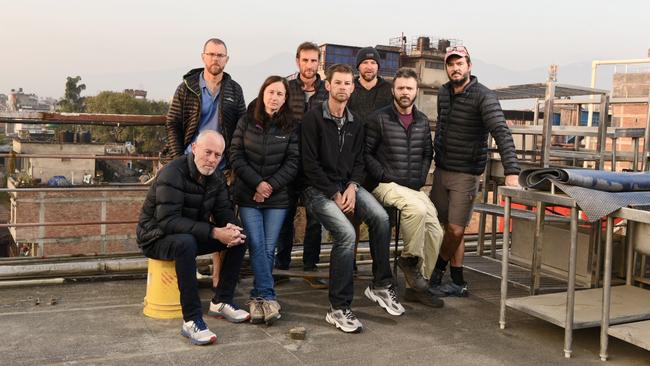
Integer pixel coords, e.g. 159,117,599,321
143,258,183,319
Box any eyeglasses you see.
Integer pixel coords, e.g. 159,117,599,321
203,52,228,60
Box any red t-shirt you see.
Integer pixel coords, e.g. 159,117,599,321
398,112,413,130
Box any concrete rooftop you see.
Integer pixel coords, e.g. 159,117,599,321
0,267,648,366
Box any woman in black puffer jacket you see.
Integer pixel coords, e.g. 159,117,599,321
230,75,299,325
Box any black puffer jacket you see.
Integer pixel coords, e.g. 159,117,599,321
165,68,246,164
365,104,433,191
348,76,393,122
230,110,300,208
434,76,520,176
136,154,237,250
287,73,329,122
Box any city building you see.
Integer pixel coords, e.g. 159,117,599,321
317,35,461,121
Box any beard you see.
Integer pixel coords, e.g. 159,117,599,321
207,63,224,76
449,71,469,86
301,68,316,79
394,95,416,109
194,155,217,176
361,71,377,82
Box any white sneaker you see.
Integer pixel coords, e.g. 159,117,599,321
364,284,405,316
181,318,217,345
325,307,363,333
208,302,250,323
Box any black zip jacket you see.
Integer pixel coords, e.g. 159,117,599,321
348,76,393,122
136,154,238,250
301,101,365,198
287,73,329,122
364,104,433,191
230,111,299,208
165,68,246,165
435,75,520,176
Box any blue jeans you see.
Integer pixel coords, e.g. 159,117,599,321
302,186,392,309
239,207,288,300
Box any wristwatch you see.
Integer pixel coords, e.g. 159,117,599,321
348,182,359,192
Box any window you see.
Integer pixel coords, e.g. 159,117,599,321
425,61,443,69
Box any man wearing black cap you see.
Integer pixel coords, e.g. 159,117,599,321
348,46,393,122
428,45,520,297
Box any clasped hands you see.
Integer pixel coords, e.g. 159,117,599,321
254,181,273,203
211,223,246,247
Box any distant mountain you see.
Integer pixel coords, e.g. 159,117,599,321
39,54,619,111
472,59,616,110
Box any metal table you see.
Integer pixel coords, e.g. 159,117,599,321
499,186,580,358
599,206,650,361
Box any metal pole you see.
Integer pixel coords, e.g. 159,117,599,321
626,221,635,285
531,201,546,295
542,80,556,168
599,215,614,361
499,195,511,330
596,94,610,170
563,206,579,358
643,96,650,172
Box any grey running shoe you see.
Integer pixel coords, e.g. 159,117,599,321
438,281,469,297
364,284,405,316
325,307,363,333
180,318,217,345
396,256,428,291
404,288,444,308
247,298,264,324
208,302,250,323
262,299,282,325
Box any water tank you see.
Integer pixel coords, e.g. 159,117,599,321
417,37,430,52
438,39,451,52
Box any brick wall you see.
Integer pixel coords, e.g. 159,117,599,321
9,179,145,256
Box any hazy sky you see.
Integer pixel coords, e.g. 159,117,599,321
1,0,648,101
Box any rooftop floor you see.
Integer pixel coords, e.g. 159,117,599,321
0,266,648,365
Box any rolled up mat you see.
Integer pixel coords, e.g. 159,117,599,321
518,168,650,221
519,168,650,192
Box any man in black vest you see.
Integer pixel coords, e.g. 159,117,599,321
275,42,329,288
365,68,444,308
429,45,520,297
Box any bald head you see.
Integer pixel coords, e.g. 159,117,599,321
191,130,225,176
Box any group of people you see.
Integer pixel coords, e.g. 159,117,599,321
136,38,521,345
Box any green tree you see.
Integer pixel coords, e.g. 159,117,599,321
57,76,86,112
84,91,168,154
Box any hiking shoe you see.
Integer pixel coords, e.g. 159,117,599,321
325,307,363,333
364,284,405,316
262,299,282,325
247,298,264,324
303,276,328,289
404,288,444,308
396,256,428,291
438,281,469,297
181,318,217,345
208,302,250,323
429,268,444,287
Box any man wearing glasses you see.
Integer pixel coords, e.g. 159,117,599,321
164,38,248,322
428,45,520,297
